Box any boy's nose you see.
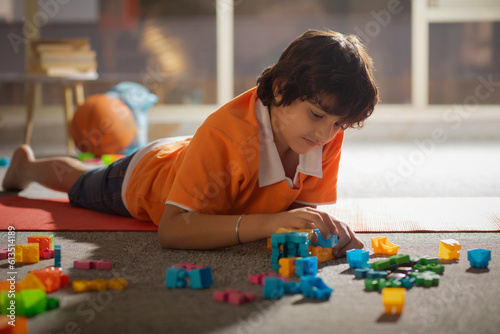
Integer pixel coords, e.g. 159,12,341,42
315,123,339,144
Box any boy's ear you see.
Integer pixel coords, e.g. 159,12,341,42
272,80,285,104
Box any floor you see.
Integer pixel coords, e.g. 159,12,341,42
0,117,499,334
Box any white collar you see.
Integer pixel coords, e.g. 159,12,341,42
255,99,323,188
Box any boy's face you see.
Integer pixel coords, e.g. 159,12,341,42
270,97,344,155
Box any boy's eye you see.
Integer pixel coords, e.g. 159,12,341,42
310,110,323,119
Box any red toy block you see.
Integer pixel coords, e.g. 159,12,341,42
30,267,61,292
27,235,53,251
74,259,112,270
74,260,93,269
39,249,53,259
0,249,8,260
242,292,257,303
214,289,257,305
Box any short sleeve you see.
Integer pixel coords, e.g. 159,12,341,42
295,131,344,206
164,125,247,214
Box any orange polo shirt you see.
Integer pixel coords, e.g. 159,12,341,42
122,87,344,225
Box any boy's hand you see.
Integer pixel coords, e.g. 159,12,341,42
271,208,364,257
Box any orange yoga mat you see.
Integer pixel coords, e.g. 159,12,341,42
320,197,500,232
1,196,499,232
0,196,157,231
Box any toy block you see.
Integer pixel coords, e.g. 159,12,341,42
0,249,8,260
284,282,302,295
54,244,61,267
72,280,92,293
249,273,288,285
30,267,61,292
0,315,27,334
176,263,205,270
187,267,213,289
300,276,333,300
438,239,461,260
411,271,440,287
366,269,391,279
294,257,318,277
165,265,188,288
389,254,411,266
263,276,285,300
354,268,370,279
1,289,47,317
74,260,93,269
39,249,53,259
47,298,59,310
372,236,399,255
309,246,334,263
365,279,380,291
14,244,39,264
346,249,370,268
387,273,406,280
370,259,392,271
312,229,338,248
414,263,445,275
400,277,416,289
413,256,439,266
19,273,46,292
377,279,402,292
468,249,491,268
95,260,112,270
382,288,406,315
396,267,414,276
28,235,53,251
213,290,228,302
107,278,128,290
213,289,256,305
279,257,297,277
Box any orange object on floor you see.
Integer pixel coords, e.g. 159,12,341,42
372,236,400,255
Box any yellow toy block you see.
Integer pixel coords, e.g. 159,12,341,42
108,278,128,290
19,273,46,292
73,278,129,293
438,239,461,260
372,236,400,255
14,243,39,264
309,246,334,263
278,257,298,277
90,279,109,291
382,288,406,315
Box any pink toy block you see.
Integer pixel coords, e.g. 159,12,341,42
74,260,93,269
213,290,228,302
95,259,112,270
0,248,8,260
242,292,257,303
227,291,246,305
249,274,261,284
249,273,289,285
39,249,53,259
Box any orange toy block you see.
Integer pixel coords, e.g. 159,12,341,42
108,278,128,290
14,243,39,264
30,267,61,292
0,315,28,334
19,273,46,292
382,288,406,314
0,281,20,293
309,246,334,263
27,235,53,251
279,257,297,277
372,236,400,255
438,239,461,260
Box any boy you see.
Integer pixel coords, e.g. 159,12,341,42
2,30,378,255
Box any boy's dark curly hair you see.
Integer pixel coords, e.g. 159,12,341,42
257,30,379,129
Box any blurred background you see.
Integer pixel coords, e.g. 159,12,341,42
0,0,499,148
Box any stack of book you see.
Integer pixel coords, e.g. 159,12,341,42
28,38,97,77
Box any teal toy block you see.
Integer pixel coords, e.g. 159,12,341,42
264,276,285,299
370,259,392,271
346,249,370,268
300,276,333,300
187,267,213,289
468,249,491,268
354,268,370,279
54,244,61,267
288,232,310,244
312,229,338,248
294,257,318,277
389,254,411,266
284,282,302,295
366,269,391,279
165,265,188,288
414,263,445,274
400,277,416,289
411,271,440,287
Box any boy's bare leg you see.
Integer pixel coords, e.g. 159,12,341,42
2,145,90,193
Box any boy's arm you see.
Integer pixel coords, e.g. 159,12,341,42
158,204,342,250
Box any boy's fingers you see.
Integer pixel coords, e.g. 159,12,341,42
332,220,351,257
334,237,364,257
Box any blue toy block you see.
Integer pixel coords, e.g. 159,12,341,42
187,267,213,289
468,249,491,268
354,268,370,279
284,282,302,295
165,265,188,288
0,157,10,167
399,277,416,289
312,229,338,248
346,249,370,268
288,232,310,245
264,276,284,299
300,276,333,300
294,257,318,277
366,269,391,279
54,244,61,267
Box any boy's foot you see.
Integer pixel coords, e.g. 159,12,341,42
1,145,34,191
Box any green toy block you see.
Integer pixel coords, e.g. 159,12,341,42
370,259,392,271
365,279,380,291
1,289,47,317
389,254,411,266
412,256,439,266
411,271,440,287
47,297,59,310
414,264,445,275
378,279,402,292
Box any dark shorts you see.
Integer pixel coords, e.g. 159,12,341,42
68,154,135,218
